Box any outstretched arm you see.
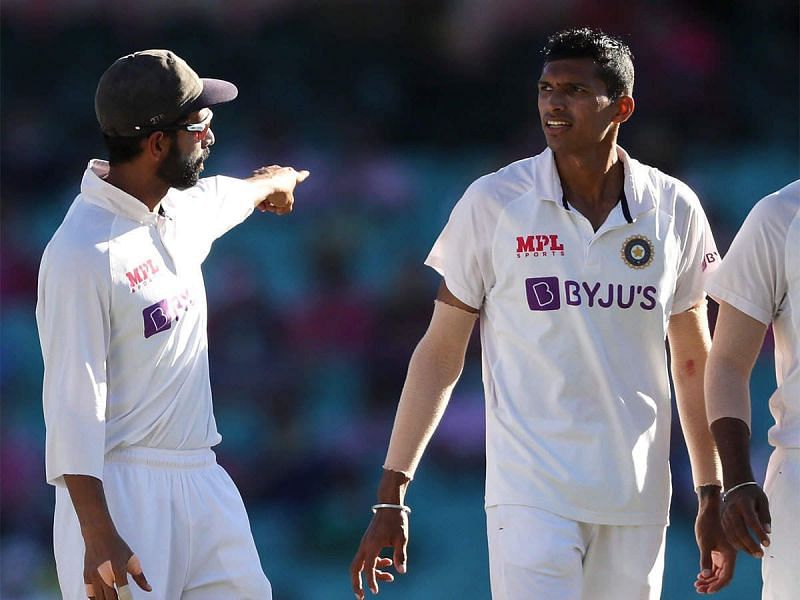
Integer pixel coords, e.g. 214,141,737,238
350,281,478,599
668,302,735,594
706,301,771,559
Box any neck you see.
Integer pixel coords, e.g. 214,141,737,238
104,165,168,212
553,139,622,206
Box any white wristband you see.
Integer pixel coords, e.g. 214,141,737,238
722,481,760,502
372,503,411,514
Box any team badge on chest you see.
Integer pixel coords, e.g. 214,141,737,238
621,235,654,269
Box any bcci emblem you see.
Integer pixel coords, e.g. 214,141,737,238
621,235,654,269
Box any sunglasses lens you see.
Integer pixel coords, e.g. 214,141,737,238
193,127,209,142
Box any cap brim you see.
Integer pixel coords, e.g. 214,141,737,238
187,78,238,112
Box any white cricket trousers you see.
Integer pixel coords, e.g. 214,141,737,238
53,447,272,600
486,505,665,600
762,447,800,600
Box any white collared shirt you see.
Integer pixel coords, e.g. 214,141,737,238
426,147,719,525
37,160,254,486
707,180,800,449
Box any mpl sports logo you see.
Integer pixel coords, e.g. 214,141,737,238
126,258,162,293
525,277,657,311
142,289,193,338
516,234,565,258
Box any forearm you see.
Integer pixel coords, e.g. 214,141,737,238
383,300,477,478
706,359,754,487
704,301,768,487
705,352,752,431
669,304,722,487
710,417,755,488
673,356,722,487
63,474,118,536
377,469,411,504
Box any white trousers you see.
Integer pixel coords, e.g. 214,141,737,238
54,447,272,600
762,447,800,600
486,505,665,600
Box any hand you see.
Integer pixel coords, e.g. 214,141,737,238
250,165,310,215
721,484,771,558
350,508,409,599
694,493,736,594
82,525,151,600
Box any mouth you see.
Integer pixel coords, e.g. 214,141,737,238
544,119,572,130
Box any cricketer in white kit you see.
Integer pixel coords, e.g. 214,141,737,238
706,179,800,600
351,28,735,600
37,49,308,600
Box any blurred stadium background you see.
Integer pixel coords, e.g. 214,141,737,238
1,1,797,598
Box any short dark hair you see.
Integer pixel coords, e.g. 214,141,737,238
542,28,634,100
103,134,147,165
103,129,179,165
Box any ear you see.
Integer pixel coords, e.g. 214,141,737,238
144,131,171,162
612,95,635,124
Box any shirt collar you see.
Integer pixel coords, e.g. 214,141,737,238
80,159,162,224
534,146,657,220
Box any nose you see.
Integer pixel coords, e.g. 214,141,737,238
545,90,566,111
539,88,567,112
203,127,215,148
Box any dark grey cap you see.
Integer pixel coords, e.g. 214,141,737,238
95,49,238,137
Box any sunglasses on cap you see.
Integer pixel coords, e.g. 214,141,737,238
133,110,213,142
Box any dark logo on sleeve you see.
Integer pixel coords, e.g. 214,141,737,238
621,236,654,269
702,251,719,272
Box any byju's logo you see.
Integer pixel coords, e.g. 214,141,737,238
525,277,561,311
702,251,719,272
142,289,193,338
143,300,173,338
524,277,658,312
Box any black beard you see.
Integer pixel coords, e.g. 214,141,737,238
157,145,210,190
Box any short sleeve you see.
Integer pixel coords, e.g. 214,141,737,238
424,180,496,309
36,240,111,487
672,193,720,314
707,196,790,325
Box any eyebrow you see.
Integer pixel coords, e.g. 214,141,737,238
537,79,592,88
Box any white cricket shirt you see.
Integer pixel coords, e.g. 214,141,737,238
426,147,718,525
37,160,255,486
707,180,800,449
